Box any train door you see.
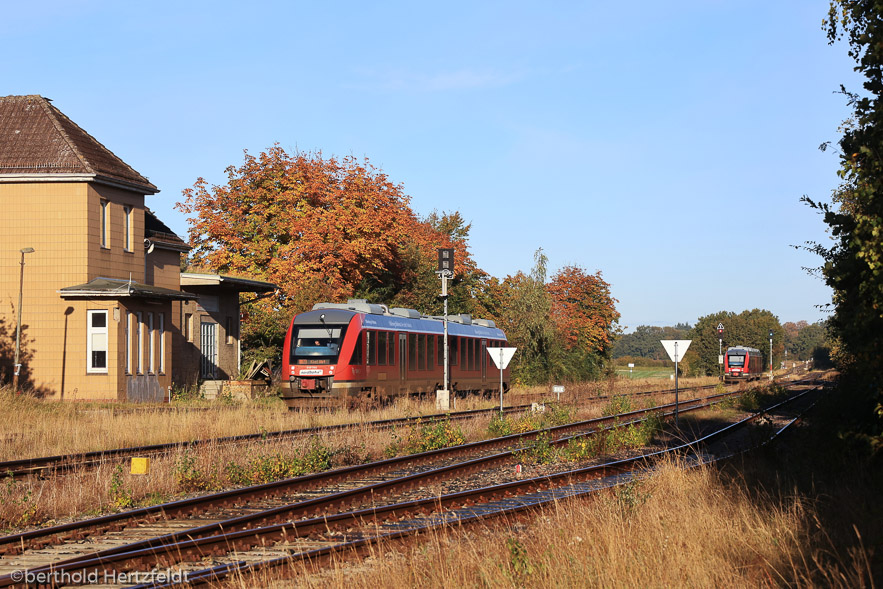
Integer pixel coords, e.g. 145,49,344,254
480,339,487,385
399,333,407,384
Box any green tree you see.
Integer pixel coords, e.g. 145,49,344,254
499,249,557,385
802,1,883,448
690,310,783,376
613,324,691,360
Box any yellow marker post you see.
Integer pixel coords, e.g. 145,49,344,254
130,457,150,475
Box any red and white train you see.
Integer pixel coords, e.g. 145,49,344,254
723,346,764,382
281,300,510,409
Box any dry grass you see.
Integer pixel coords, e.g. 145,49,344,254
0,410,502,531
0,390,506,462
259,458,872,589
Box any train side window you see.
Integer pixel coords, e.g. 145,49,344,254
378,331,387,365
417,334,426,370
436,335,443,366
389,332,396,365
367,330,377,366
350,333,364,365
467,338,474,371
450,337,458,366
460,337,467,368
427,335,434,370
408,333,417,371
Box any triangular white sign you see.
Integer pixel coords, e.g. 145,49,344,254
660,340,691,363
488,347,517,370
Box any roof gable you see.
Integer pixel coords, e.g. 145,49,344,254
0,95,158,194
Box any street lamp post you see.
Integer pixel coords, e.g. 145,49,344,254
13,247,35,393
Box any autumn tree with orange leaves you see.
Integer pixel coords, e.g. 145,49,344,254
177,146,486,366
548,266,620,357
177,145,417,309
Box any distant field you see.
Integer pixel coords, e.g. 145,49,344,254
614,365,675,379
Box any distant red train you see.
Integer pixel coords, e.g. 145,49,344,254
724,346,764,382
281,300,509,409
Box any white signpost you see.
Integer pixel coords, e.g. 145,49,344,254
488,347,517,412
660,339,691,429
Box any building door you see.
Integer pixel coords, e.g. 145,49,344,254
200,321,218,379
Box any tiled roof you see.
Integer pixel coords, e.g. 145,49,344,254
0,95,158,194
145,208,191,253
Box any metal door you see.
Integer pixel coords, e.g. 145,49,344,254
200,321,218,379
399,333,407,382
481,339,487,384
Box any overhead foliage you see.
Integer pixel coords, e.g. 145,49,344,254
801,1,883,450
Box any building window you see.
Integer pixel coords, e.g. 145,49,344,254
87,310,108,374
126,312,133,374
100,200,110,248
147,312,155,374
136,311,143,374
158,313,165,374
226,316,234,345
123,205,133,252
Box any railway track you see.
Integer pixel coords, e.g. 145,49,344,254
0,381,729,480
0,380,824,587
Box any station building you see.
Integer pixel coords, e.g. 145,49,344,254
0,95,274,401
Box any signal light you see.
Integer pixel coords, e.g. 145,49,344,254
437,248,454,272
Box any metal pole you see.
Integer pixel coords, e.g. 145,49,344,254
499,349,504,414
718,338,722,381
442,273,449,393
13,249,33,393
674,342,679,430
769,337,773,380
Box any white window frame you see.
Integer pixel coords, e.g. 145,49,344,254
158,313,165,374
123,205,133,252
87,310,109,374
126,312,133,374
147,312,155,374
136,311,143,374
100,200,110,248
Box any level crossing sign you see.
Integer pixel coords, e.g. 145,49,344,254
660,340,691,363
488,347,517,412
488,347,517,370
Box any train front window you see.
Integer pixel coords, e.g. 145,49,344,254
291,326,346,362
728,355,745,367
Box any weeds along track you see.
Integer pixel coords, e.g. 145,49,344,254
0,383,815,585
0,381,737,480
0,403,541,479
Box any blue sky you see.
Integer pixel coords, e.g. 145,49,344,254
3,1,860,331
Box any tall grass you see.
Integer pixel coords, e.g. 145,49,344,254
272,458,872,588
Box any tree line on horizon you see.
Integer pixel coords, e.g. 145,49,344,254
613,314,830,376
177,145,620,385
